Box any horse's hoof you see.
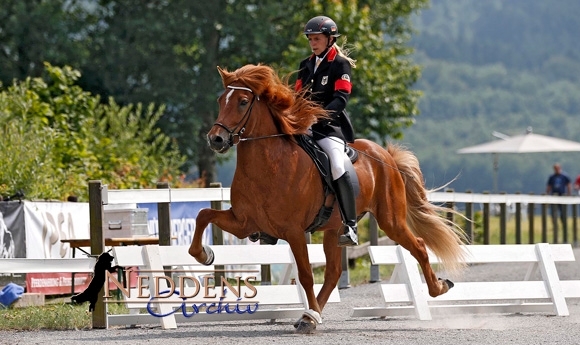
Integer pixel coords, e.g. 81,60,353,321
439,278,454,289
202,245,215,265
294,309,321,333
295,318,316,334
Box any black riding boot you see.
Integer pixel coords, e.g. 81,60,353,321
334,171,359,247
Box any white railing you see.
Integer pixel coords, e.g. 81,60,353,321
104,187,580,206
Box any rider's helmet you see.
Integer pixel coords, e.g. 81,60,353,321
303,16,340,37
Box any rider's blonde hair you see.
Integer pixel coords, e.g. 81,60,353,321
333,38,356,68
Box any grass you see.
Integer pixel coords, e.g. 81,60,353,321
0,300,128,330
1,213,576,330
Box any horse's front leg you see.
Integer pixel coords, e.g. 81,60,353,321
287,239,322,334
187,208,250,265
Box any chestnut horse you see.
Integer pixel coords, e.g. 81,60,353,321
188,64,467,333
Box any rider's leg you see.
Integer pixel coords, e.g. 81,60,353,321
316,137,358,246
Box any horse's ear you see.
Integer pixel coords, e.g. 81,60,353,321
217,66,227,86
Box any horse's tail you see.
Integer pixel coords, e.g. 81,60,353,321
388,144,468,275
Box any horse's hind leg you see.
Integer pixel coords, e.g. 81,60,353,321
379,218,451,297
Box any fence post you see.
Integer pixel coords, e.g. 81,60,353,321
368,215,380,282
464,190,474,243
562,204,568,244
499,192,507,244
157,182,171,246
88,180,107,329
445,189,454,223
541,201,548,243
515,192,522,244
209,182,226,284
483,191,490,244
573,204,578,247
528,193,535,244
156,182,172,276
339,247,350,289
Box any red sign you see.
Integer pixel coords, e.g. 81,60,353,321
26,270,138,295
26,273,90,295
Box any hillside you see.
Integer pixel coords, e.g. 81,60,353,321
402,0,580,194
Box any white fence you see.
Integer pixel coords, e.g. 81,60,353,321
103,187,580,205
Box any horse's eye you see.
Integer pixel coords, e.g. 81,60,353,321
240,99,249,106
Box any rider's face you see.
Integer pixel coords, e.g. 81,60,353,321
307,34,329,55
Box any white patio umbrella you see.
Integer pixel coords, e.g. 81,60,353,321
456,127,580,192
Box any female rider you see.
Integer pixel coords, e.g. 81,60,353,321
295,15,358,247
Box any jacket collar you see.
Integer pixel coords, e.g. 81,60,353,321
308,46,338,62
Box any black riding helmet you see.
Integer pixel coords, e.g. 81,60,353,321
303,16,340,37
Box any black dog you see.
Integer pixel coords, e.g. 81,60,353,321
71,251,121,311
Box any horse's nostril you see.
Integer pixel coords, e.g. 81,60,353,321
207,133,229,153
207,134,222,144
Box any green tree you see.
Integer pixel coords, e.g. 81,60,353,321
0,0,94,81
0,0,429,186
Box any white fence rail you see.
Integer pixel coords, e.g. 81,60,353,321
103,187,580,206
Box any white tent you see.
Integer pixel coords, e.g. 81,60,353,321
457,127,580,192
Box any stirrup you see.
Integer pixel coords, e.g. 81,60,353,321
338,225,358,247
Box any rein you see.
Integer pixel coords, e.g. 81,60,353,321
213,85,287,146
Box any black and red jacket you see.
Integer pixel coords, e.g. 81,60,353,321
295,46,354,142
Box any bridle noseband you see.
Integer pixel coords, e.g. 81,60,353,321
212,85,285,147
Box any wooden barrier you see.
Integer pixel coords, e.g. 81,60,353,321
0,257,96,304
351,243,580,320
0,258,95,274
107,244,340,329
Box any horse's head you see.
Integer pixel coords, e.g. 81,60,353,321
206,66,264,153
207,64,327,154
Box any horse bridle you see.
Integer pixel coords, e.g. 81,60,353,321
212,85,287,147
211,85,259,147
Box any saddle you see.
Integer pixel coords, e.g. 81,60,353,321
249,134,359,245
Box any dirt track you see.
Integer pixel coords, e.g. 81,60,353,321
2,248,580,345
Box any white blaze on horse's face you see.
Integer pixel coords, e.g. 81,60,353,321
225,88,235,106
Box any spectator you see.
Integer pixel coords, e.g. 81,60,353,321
546,163,571,237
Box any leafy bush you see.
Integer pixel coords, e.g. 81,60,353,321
0,63,187,201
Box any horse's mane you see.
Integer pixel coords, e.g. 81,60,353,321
218,64,328,135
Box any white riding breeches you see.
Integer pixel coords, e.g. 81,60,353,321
316,136,347,180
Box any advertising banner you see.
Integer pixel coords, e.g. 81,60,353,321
23,201,91,294
0,201,25,259
24,201,90,259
